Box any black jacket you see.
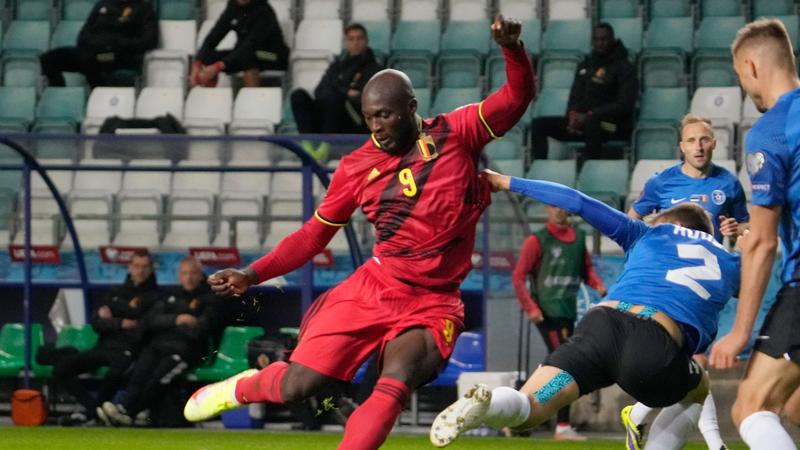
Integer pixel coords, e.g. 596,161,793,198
315,48,383,120
197,0,289,72
78,0,158,59
142,280,221,359
91,272,159,351
567,39,637,127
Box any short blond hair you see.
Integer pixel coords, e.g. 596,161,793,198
680,113,713,139
731,19,796,70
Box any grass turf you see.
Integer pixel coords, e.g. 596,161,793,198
2,427,747,450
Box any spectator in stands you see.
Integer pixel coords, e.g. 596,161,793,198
290,23,384,160
192,0,289,88
512,205,607,441
41,0,158,88
99,256,220,427
530,22,637,165
54,251,159,426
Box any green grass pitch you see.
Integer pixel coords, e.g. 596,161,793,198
2,427,747,449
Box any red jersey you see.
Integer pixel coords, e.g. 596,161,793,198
251,45,535,291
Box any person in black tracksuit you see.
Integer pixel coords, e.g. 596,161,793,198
41,0,158,87
530,22,637,164
100,256,221,426
192,0,289,87
54,252,159,425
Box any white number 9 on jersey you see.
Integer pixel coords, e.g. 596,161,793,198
665,244,721,300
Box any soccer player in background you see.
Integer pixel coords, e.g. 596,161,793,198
182,15,535,449
623,113,750,450
430,170,740,448
709,19,800,450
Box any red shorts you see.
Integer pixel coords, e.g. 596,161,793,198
289,259,465,381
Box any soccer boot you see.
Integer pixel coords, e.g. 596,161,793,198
101,402,132,426
554,424,588,441
430,384,491,447
183,368,258,422
621,404,645,450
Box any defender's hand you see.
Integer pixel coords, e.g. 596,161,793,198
208,268,256,297
491,14,522,50
709,331,748,369
482,169,511,192
719,215,739,237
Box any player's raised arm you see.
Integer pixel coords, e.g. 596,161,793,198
483,169,648,252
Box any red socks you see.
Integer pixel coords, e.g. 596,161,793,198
234,361,288,404
338,378,411,450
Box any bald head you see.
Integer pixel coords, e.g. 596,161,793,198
361,69,419,155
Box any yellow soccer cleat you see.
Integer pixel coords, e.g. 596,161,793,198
430,384,491,448
184,369,258,422
621,405,644,450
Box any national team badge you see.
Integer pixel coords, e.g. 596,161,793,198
442,319,455,345
711,189,726,205
746,151,766,176
417,133,438,161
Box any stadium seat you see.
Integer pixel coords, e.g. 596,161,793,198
690,87,741,158
14,0,51,20
485,126,525,160
290,51,334,92
605,17,642,57
135,87,184,120
632,122,679,161
628,159,675,205
83,87,136,133
230,87,281,134
360,20,391,59
0,323,44,377
0,86,35,130
62,0,94,20
350,0,392,21
546,0,589,20
737,165,750,201
50,20,83,48
531,87,569,118
485,53,507,92
398,0,440,21
22,157,70,245
214,192,264,249
36,87,86,130
496,0,538,21
643,17,693,54
695,16,746,52
697,0,741,18
441,20,491,55
517,18,542,56
183,86,233,128
430,331,485,386
537,53,581,90
431,87,481,116
33,324,100,377
774,16,799,51
639,87,688,123
525,159,576,187
302,0,341,19
69,159,123,239
752,0,795,17
415,87,432,117
192,327,264,381
437,52,482,88
204,0,228,20
647,0,690,18
639,51,685,88
1,54,40,88
577,159,630,209
162,195,214,248
196,19,236,52
542,19,591,55
3,21,49,56
448,0,489,21
295,19,343,54
493,158,525,178
598,0,638,19
146,21,196,90
221,161,272,197
158,0,195,20
118,158,172,227
392,21,441,55
388,52,432,88
692,54,737,88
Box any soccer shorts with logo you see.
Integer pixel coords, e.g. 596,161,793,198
545,307,703,407
289,259,465,381
754,285,800,362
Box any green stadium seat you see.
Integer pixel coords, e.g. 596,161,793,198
62,0,93,20
415,87,432,117
33,324,99,378
692,54,737,87
0,87,36,130
3,20,50,55
752,0,795,17
605,17,642,57
437,51,481,88
542,19,591,55
392,21,441,54
192,326,264,382
633,122,679,161
1,54,41,87
639,87,687,122
698,0,741,18
51,20,83,48
361,21,391,59
775,16,799,51
159,0,195,20
441,21,490,55
36,87,86,129
388,52,432,88
644,17,693,54
431,87,481,116
537,53,581,90
695,17,746,52
485,126,524,160
485,53,506,92
639,50,685,88
15,0,51,20
599,0,638,19
0,323,44,377
577,159,630,209
647,0,690,18
532,87,569,118
518,18,541,56
0,155,22,190
525,159,576,187
493,158,525,178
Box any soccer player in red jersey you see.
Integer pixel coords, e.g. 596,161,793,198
183,15,535,449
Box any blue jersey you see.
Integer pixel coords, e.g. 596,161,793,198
509,177,741,354
632,163,749,242
745,88,800,286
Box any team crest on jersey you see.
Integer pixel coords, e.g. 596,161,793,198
711,190,726,205
746,151,766,176
442,319,455,345
416,133,438,161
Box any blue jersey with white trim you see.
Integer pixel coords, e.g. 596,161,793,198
633,163,749,242
745,87,800,286
607,224,740,354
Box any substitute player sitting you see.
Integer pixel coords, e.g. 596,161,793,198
183,15,535,450
430,170,740,448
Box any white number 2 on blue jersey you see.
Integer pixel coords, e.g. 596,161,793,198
665,244,721,300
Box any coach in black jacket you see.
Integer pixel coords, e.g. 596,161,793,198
41,0,158,87
99,256,221,426
55,251,159,426
192,0,289,87
531,22,637,164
